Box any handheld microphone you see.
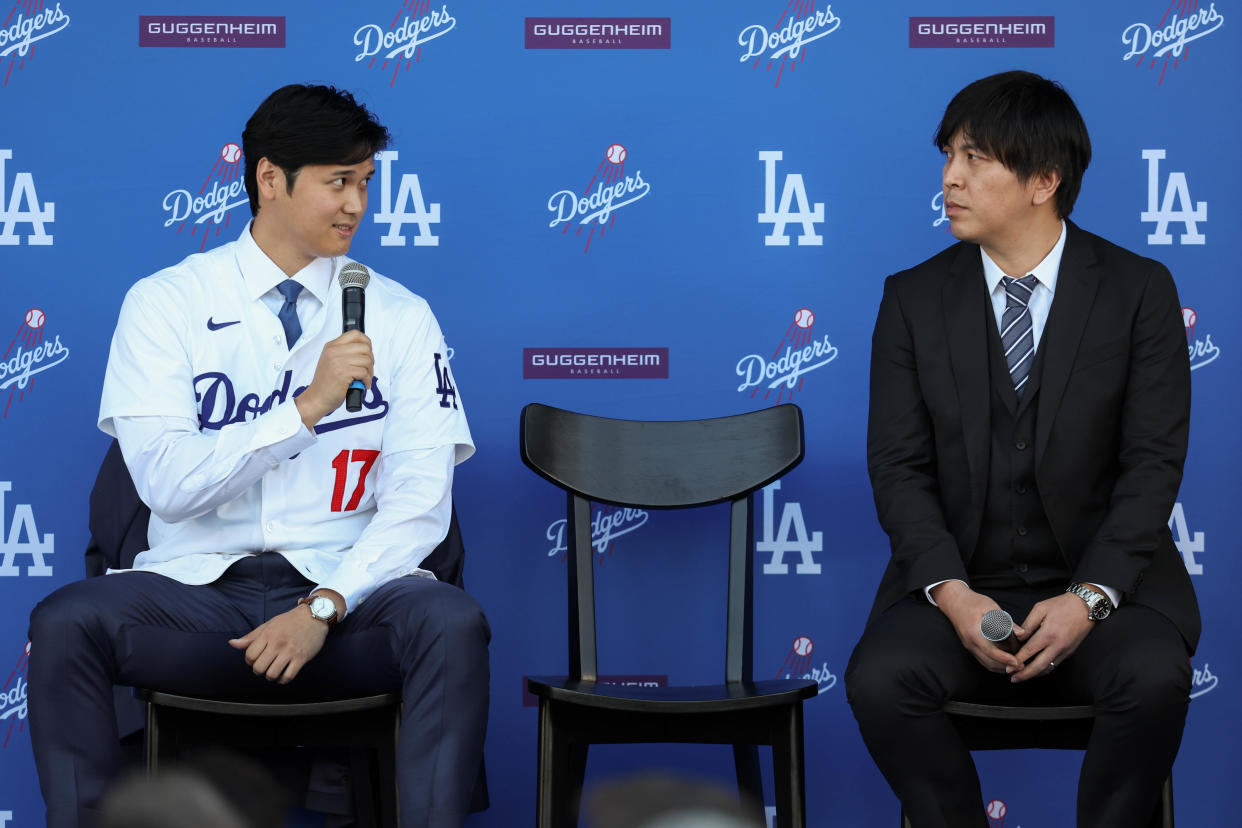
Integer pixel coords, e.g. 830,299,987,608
338,262,371,413
980,609,1021,654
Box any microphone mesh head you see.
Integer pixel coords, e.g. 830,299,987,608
979,609,1014,643
338,262,371,289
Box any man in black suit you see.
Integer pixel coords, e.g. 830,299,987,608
845,71,1200,827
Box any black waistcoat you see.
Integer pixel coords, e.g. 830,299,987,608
969,302,1070,590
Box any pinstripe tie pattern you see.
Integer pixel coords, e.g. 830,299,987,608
1001,275,1039,396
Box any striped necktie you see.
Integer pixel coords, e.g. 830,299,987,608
1001,274,1039,396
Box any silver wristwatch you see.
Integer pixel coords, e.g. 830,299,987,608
1067,583,1112,621
299,594,339,628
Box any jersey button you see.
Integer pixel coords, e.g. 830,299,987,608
265,521,275,533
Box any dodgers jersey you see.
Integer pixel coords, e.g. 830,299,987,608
98,223,473,611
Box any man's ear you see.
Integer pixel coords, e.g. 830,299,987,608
1029,169,1062,209
254,157,283,204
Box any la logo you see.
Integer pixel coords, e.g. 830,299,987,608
1141,149,1206,245
0,482,54,577
758,150,824,247
374,151,441,247
1168,502,1204,575
758,480,822,575
0,150,54,246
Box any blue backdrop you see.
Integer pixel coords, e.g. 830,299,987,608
1,1,1236,825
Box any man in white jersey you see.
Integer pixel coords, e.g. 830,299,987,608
28,84,489,828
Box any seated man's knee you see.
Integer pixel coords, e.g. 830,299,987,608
845,638,907,721
29,580,102,650
436,586,490,648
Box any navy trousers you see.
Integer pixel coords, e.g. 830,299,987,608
27,553,490,828
845,586,1190,828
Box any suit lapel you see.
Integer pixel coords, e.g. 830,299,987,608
1035,221,1100,469
944,244,991,507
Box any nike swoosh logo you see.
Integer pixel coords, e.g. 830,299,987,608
207,318,241,331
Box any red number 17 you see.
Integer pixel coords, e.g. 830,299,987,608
330,449,380,512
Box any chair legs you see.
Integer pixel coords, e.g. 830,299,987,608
536,702,807,828
771,704,807,828
733,743,765,821
536,701,588,828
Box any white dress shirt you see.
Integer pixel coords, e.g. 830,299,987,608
99,223,473,614
927,222,1120,609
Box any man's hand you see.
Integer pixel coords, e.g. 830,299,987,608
228,605,330,684
1009,592,1095,683
931,581,1026,674
294,330,374,429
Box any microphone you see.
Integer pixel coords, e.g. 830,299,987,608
979,609,1021,654
338,262,371,413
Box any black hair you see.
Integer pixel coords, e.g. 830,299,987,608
934,70,1092,218
242,84,391,215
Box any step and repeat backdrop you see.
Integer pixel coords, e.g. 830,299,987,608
1,1,1236,825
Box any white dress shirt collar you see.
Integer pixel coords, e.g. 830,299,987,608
980,219,1067,295
236,220,335,305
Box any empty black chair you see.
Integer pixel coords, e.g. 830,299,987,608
520,403,819,828
899,700,1174,828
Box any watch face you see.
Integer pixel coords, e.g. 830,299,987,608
309,596,336,621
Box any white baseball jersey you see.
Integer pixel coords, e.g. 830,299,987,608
98,223,473,611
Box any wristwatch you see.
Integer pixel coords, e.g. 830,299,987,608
298,594,339,628
1066,583,1112,621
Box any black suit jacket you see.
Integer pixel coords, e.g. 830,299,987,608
865,221,1200,652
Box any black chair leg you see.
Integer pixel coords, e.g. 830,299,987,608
349,749,378,828
537,701,587,828
732,743,764,819
536,701,556,828
564,742,589,827
772,704,806,828
1156,771,1174,828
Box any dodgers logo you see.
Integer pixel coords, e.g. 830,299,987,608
984,799,1008,828
1142,149,1206,245
758,480,822,575
194,370,389,434
546,505,649,565
773,635,836,695
162,142,248,252
738,3,841,87
0,1,70,86
353,2,456,87
931,190,952,232
0,149,54,246
547,144,650,253
1182,307,1220,371
0,642,28,748
1168,501,1205,575
1122,3,1224,84
1,308,68,417
759,151,824,246
1191,660,1218,699
0,482,53,577
736,308,838,403
374,151,441,248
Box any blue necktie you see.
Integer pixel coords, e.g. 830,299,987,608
276,280,303,348
1000,275,1039,396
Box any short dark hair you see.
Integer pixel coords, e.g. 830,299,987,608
242,84,391,215
934,70,1091,218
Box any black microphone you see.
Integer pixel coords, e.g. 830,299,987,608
980,608,1021,654
338,262,371,412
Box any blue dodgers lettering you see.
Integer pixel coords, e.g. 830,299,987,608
314,378,390,434
194,370,388,432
